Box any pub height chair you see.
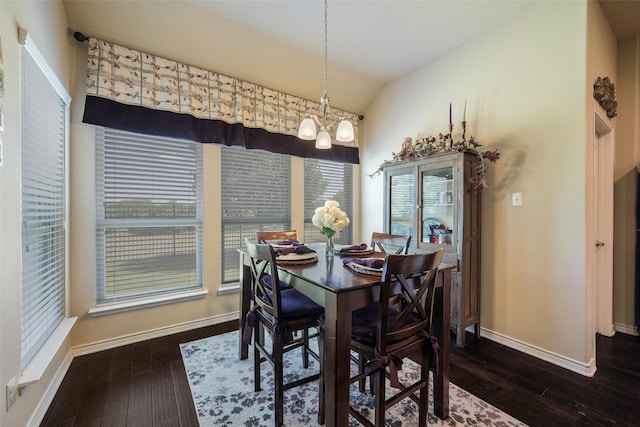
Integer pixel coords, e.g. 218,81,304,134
318,249,444,427
255,229,318,367
370,232,412,255
256,229,298,244
242,240,324,427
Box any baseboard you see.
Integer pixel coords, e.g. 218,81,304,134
28,313,237,426
26,350,74,427
614,322,640,336
72,312,239,356
480,327,597,377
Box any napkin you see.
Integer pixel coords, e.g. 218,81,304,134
274,239,301,246
275,245,316,257
342,257,385,269
339,243,369,253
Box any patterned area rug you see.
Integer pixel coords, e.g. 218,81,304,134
180,331,528,426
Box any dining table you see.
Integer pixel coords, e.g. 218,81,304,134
237,242,453,427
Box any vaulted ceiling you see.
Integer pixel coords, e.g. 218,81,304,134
64,0,639,114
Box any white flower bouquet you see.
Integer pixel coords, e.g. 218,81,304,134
311,200,350,239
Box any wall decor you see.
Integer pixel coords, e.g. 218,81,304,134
593,76,617,119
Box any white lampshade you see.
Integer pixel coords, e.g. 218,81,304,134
336,120,354,142
298,118,317,140
315,130,332,149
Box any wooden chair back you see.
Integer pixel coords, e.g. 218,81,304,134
246,240,282,319
378,249,443,355
256,230,297,244
370,232,411,254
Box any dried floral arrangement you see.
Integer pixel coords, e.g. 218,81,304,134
370,132,501,191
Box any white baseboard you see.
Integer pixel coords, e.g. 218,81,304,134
72,312,238,356
614,322,640,336
30,313,239,427
480,327,597,377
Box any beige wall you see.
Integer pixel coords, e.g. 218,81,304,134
613,35,639,332
361,0,606,367
0,2,73,426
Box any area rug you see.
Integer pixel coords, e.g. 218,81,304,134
180,331,528,426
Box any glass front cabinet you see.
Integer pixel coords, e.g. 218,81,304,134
383,150,481,347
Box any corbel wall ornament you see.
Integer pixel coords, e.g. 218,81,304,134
593,76,618,119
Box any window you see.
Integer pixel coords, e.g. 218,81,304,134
221,146,291,283
304,158,353,244
95,128,203,304
20,33,71,369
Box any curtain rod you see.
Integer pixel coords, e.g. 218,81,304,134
73,31,89,42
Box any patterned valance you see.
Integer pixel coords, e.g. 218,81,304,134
82,37,360,164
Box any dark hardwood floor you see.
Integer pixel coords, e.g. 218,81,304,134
40,322,640,426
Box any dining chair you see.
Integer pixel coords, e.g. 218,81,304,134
243,240,324,427
256,229,298,244
318,249,444,426
370,231,412,255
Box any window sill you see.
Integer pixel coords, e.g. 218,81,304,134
19,317,77,389
88,289,209,317
217,283,239,295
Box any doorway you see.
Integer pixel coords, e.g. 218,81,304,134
593,109,615,339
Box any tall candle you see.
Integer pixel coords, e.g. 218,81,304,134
449,103,452,126
463,99,467,122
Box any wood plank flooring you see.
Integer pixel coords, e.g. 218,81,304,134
40,322,640,426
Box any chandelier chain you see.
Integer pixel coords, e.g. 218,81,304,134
323,0,328,100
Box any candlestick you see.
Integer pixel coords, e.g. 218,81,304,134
461,121,467,141
463,99,467,122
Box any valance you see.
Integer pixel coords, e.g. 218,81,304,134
82,37,360,164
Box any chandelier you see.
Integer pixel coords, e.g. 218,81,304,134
297,0,354,149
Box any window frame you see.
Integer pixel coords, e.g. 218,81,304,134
19,28,76,385
93,127,205,311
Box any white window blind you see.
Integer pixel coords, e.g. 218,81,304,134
95,128,203,303
304,158,353,244
20,37,70,369
221,146,291,283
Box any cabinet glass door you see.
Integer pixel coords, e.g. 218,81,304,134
421,166,454,246
388,171,415,238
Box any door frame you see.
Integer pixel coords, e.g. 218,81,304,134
592,108,615,340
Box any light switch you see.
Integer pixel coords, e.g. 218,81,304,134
512,192,523,207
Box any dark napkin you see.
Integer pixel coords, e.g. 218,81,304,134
339,243,369,253
342,257,385,269
274,239,300,246
275,245,316,257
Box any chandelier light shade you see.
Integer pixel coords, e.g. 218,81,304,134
298,0,355,150
298,117,317,140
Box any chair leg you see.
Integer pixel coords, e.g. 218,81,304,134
302,327,310,368
274,340,285,427
372,368,386,427
419,349,430,426
254,324,264,392
357,355,366,392
317,326,325,425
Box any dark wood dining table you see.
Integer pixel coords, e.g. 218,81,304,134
237,243,452,427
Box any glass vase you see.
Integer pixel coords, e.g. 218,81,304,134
326,235,335,257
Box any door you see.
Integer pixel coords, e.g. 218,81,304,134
593,110,615,337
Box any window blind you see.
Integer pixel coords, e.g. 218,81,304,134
221,146,291,283
95,128,203,303
20,42,68,369
303,158,353,244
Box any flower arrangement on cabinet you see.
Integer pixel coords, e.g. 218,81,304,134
370,132,501,191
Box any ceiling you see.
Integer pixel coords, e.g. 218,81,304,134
63,0,640,114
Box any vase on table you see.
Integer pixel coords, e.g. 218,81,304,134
325,235,335,257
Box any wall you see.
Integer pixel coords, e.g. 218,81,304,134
613,35,639,334
361,0,603,370
0,1,73,426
